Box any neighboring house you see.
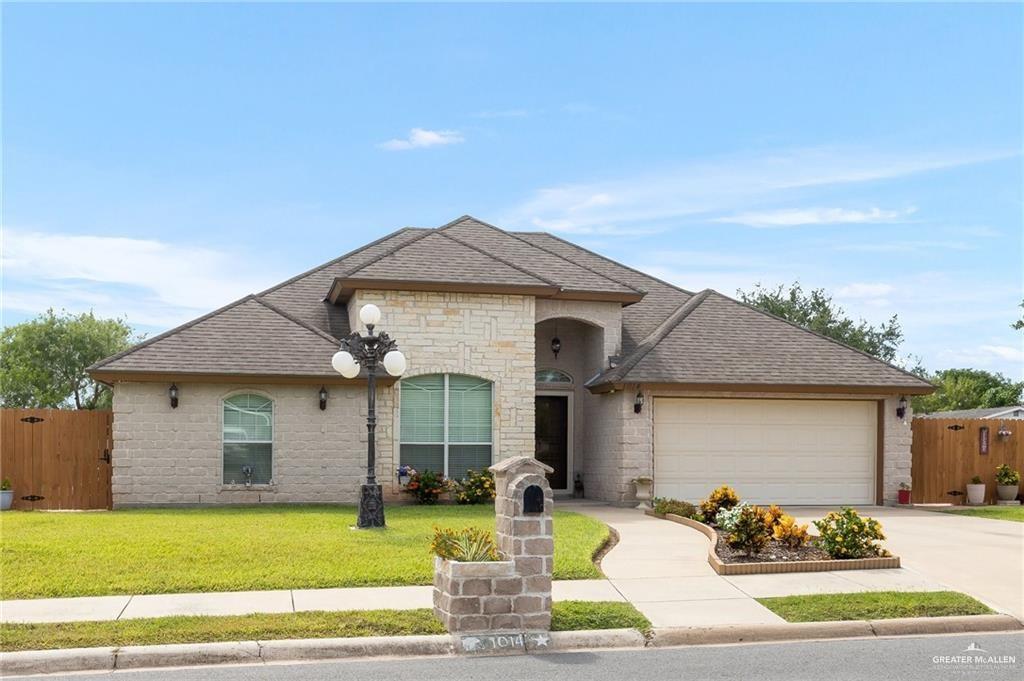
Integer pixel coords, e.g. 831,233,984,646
89,216,933,508
917,406,1024,420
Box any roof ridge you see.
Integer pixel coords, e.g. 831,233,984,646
258,227,426,298
88,295,259,371
437,231,560,288
252,296,342,346
512,230,695,296
707,289,934,388
441,216,644,294
588,289,712,386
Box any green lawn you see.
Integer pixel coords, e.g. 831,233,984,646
0,602,649,652
941,506,1024,523
758,591,993,623
0,506,608,600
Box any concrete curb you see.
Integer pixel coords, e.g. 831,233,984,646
2,616,1021,676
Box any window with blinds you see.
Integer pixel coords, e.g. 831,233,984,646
223,393,273,484
399,374,492,480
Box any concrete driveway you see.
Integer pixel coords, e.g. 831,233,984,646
790,506,1024,619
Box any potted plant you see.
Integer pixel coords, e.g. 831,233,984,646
897,482,912,505
0,478,12,511
631,476,654,509
995,465,1020,502
966,475,986,506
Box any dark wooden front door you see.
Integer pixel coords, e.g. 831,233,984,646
535,395,568,489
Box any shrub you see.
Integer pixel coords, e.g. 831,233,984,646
773,514,810,548
763,504,786,529
813,507,887,559
970,475,983,485
453,469,496,505
995,465,1020,486
726,505,772,557
652,497,702,520
714,503,748,533
403,470,449,505
0,478,11,491
430,527,499,562
700,485,740,522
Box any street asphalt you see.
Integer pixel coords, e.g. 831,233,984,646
12,632,1024,681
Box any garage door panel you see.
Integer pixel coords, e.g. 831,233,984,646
654,398,876,505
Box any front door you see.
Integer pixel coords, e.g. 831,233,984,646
535,395,569,490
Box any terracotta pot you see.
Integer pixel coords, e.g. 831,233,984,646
966,483,986,505
997,484,1020,502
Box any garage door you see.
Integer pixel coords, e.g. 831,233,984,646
653,398,877,505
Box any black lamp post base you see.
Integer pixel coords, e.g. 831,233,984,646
357,483,386,529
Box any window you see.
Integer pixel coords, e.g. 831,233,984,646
400,374,492,480
536,368,572,384
223,393,273,485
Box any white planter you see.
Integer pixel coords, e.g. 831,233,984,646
966,483,986,505
0,490,13,511
633,479,653,509
997,484,1020,502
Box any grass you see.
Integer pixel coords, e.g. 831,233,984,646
757,591,994,623
0,506,609,600
940,506,1024,523
0,602,649,652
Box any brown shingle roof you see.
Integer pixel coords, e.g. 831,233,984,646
90,296,340,377
589,289,933,392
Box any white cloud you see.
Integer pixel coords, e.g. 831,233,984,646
837,283,896,298
714,206,916,228
379,128,464,151
506,146,1012,234
979,344,1024,362
2,229,281,328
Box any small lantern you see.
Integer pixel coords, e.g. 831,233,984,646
551,336,561,358
634,391,645,414
896,395,907,420
168,384,179,409
318,386,328,411
997,422,1013,439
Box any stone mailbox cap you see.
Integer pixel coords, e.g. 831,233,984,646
489,456,554,476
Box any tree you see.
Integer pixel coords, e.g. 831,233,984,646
1013,299,1023,331
737,282,904,363
0,310,136,409
912,368,1024,414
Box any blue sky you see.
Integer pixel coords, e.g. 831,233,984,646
3,3,1022,377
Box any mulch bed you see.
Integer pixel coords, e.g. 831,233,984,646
712,530,829,564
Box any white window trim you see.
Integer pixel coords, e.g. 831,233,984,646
399,374,493,477
221,392,275,486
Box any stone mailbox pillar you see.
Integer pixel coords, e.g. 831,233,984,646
433,456,554,635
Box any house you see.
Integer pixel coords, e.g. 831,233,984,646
917,406,1024,420
89,216,933,508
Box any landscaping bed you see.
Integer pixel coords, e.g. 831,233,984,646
757,591,993,623
648,488,899,575
0,602,649,652
0,506,609,599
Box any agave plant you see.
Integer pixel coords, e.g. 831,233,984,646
430,526,500,562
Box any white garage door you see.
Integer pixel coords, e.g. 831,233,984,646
653,398,877,505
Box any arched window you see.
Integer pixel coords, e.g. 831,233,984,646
400,374,492,480
223,393,273,485
536,368,572,384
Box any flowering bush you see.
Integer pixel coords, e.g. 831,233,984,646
454,469,496,505
403,469,449,505
995,464,1020,486
714,503,749,533
813,507,888,559
700,485,740,522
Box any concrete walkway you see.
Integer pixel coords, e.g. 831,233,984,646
571,504,952,628
0,581,622,625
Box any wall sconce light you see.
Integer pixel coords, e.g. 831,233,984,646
896,395,907,420
634,391,645,414
318,386,329,411
168,384,179,409
550,336,561,359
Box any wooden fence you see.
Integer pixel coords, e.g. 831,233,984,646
911,417,1024,504
0,409,113,510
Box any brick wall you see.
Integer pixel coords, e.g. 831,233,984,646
881,395,913,505
350,290,536,464
110,381,391,506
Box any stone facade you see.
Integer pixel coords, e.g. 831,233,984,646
881,395,913,505
433,457,554,633
110,381,391,507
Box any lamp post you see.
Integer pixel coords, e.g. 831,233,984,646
331,303,407,528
